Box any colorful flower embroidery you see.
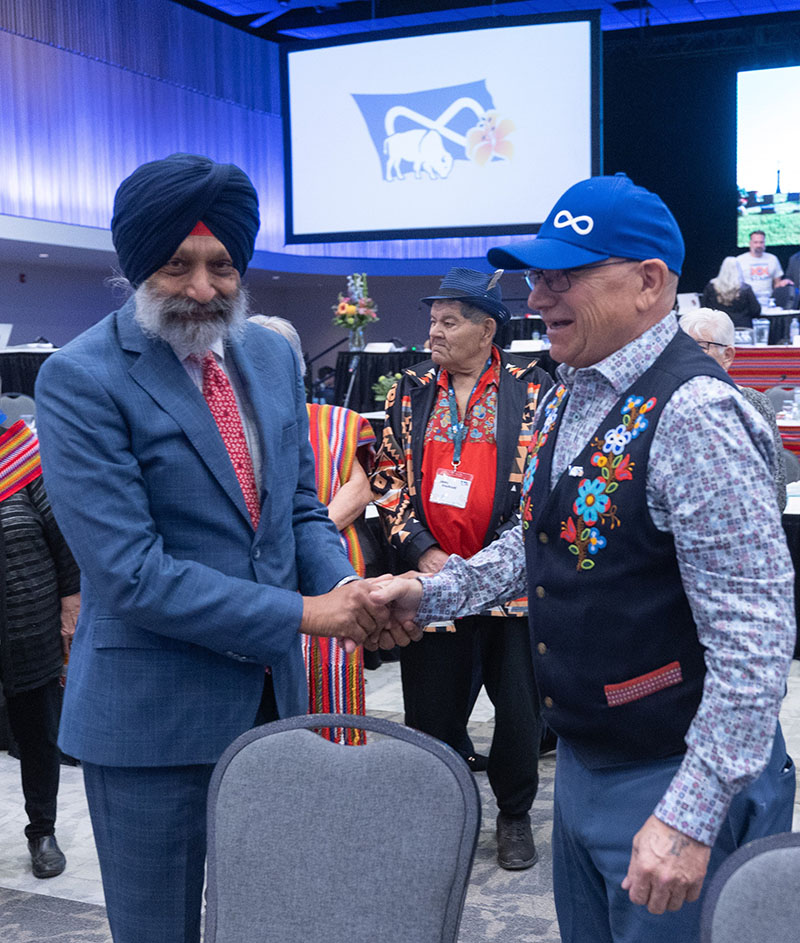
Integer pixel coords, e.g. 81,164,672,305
587,528,606,554
574,479,610,525
541,387,566,436
558,393,656,570
604,424,631,455
615,453,634,481
521,385,567,528
427,385,497,444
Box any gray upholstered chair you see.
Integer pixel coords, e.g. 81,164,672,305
205,713,480,943
765,386,796,415
700,831,800,943
783,448,800,484
0,393,35,425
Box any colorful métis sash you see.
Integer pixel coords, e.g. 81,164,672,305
0,420,42,503
304,403,375,745
307,403,375,577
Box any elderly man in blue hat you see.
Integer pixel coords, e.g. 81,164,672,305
33,154,405,943
373,175,796,943
371,267,553,870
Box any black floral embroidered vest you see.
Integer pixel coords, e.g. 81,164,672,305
522,329,734,768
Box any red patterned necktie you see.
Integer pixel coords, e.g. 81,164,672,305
200,352,261,529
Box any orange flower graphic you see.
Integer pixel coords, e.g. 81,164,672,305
465,111,515,166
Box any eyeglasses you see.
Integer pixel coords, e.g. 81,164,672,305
523,260,635,294
695,340,728,353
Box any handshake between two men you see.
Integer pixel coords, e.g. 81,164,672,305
300,574,427,653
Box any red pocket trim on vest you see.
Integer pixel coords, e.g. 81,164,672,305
604,661,682,707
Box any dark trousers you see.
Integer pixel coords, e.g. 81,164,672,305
82,762,215,943
254,671,280,727
5,677,62,840
400,614,540,815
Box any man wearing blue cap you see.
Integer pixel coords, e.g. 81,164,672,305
34,154,404,943
372,268,552,870
374,175,795,942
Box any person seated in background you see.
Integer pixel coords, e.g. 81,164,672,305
774,248,800,310
0,406,80,879
736,230,793,307
680,306,786,511
700,256,761,326
250,315,375,742
314,365,337,405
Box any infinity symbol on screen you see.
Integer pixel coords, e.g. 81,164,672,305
553,210,594,235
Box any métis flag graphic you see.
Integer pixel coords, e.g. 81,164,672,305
352,81,514,183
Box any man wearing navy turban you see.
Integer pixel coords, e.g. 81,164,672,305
34,155,405,943
111,152,260,291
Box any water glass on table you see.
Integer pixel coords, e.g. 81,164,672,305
752,318,770,345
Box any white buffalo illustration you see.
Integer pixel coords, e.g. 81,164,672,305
383,129,454,182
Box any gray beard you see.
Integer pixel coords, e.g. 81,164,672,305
134,283,249,356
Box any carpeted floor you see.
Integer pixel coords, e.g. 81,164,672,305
0,714,558,943
3,661,800,941
0,885,111,942
457,718,560,943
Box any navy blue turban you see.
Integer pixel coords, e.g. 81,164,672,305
111,154,260,289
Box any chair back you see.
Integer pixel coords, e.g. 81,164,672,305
700,831,800,942
783,449,800,484
0,393,35,424
765,386,795,414
205,713,480,943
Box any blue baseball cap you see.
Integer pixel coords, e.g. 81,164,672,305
487,173,684,276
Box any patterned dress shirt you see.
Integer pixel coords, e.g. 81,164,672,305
418,312,795,845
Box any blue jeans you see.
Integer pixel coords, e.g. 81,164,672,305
552,726,795,943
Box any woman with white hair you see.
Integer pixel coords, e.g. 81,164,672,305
680,307,786,510
701,256,761,327
249,315,375,743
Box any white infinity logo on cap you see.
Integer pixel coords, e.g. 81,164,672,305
553,209,594,235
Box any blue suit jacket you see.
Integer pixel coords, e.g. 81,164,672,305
35,301,355,766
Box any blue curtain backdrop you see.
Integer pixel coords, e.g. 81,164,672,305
0,0,515,265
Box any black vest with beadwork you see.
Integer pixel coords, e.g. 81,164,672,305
522,329,734,768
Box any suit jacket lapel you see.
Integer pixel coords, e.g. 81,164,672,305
116,303,253,527
228,332,279,536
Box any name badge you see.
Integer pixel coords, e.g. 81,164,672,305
430,467,473,509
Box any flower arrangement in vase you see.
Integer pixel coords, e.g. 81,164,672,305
332,273,378,350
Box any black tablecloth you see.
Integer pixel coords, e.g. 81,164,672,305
500,316,545,345
0,350,54,397
335,346,559,413
334,351,432,412
765,313,798,346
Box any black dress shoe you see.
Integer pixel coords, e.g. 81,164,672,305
28,835,66,878
464,752,489,772
496,812,537,870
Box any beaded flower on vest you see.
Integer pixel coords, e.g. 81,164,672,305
520,384,567,527
559,394,656,570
